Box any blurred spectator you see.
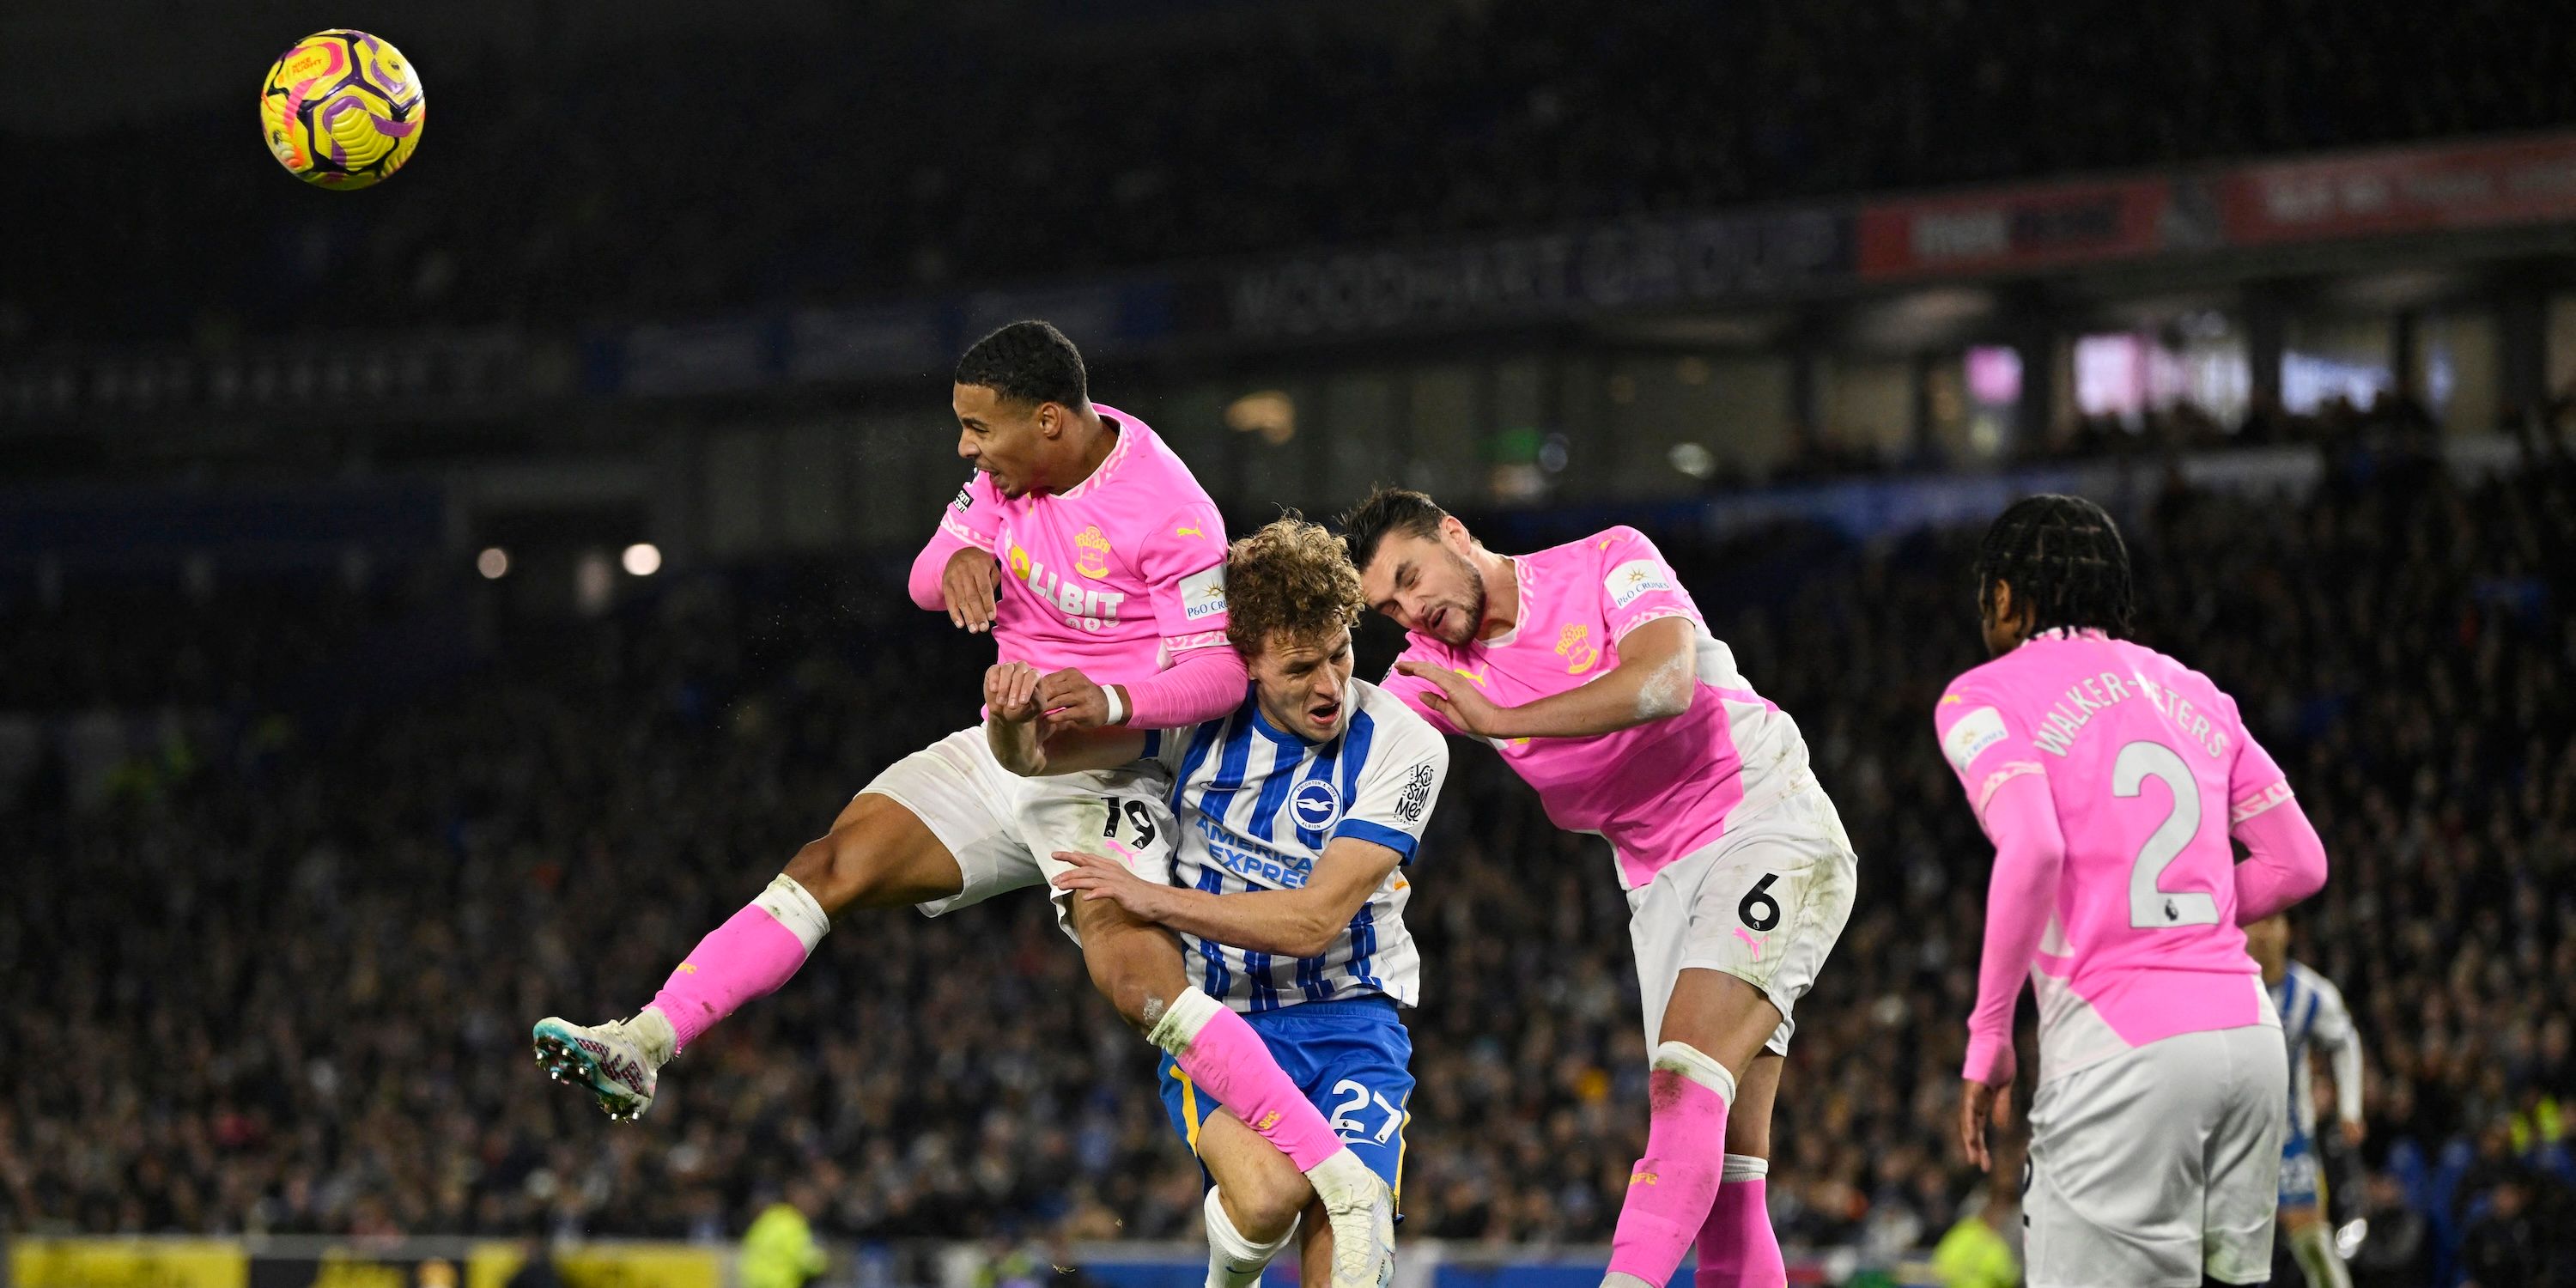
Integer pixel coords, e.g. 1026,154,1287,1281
742,1180,829,1288
2349,1172,2429,1288
1928,1141,2020,1288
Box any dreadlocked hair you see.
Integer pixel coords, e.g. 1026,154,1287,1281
1974,494,2136,638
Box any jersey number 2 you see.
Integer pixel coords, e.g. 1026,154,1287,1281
2113,740,2220,929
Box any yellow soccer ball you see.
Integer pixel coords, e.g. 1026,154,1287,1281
258,30,425,190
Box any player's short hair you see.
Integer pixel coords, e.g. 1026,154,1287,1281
1226,514,1366,655
953,320,1088,410
1336,486,1449,575
1975,494,2136,637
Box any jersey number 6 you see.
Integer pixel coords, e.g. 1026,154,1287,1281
1737,873,1782,933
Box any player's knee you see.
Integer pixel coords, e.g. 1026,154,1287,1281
1228,1166,1311,1243
785,798,929,914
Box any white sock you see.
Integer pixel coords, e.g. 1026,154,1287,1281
617,1011,677,1067
755,873,833,950
1206,1188,1294,1288
1146,987,1226,1057
1721,1153,1769,1182
1650,1040,1740,1103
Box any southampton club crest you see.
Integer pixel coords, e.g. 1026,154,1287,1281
1074,525,1113,578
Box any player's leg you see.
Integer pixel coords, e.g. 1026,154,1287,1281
1182,1003,1413,1288
1194,1110,1315,1288
537,729,1001,1119
2272,1119,2342,1288
1693,1050,1784,1288
2205,1024,2293,1288
1610,797,1854,1288
1602,964,1783,1288
1064,891,1393,1288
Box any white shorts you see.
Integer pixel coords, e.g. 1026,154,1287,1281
2024,1024,2288,1288
1627,787,1857,1056
860,726,1177,941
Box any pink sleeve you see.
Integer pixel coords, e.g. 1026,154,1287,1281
908,526,972,611
2233,793,2328,923
911,476,1006,611
1378,659,1461,737
1961,769,2065,1086
2219,697,2321,920
1594,526,1706,643
1136,501,1234,659
1122,644,1249,729
1934,681,2060,1085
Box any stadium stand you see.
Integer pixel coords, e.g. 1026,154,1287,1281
5,427,2569,1279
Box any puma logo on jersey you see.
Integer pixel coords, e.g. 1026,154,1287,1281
1176,524,1205,538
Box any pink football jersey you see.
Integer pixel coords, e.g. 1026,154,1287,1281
1380,526,1815,890
937,405,1231,685
1935,630,2293,1079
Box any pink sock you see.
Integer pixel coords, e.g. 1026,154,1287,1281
1607,1053,1735,1285
1159,991,1346,1172
1692,1164,1783,1288
644,877,828,1053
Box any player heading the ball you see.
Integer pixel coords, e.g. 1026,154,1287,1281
532,323,1395,1288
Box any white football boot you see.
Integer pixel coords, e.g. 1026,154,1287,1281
532,1016,662,1121
1306,1149,1398,1288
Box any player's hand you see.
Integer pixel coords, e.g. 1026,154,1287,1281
1050,849,1168,920
1036,669,1115,733
1959,1076,2013,1172
1394,659,1510,737
985,662,1044,724
943,548,1002,632
2340,1119,2366,1147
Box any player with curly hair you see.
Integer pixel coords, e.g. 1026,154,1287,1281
987,515,1450,1288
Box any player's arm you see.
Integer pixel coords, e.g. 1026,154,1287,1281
1053,714,1449,956
1394,527,1704,739
1054,837,1400,958
909,477,1006,631
2313,976,2368,1142
1394,616,1695,738
1036,502,1247,733
2223,708,2328,921
1935,690,2065,1171
985,663,1149,776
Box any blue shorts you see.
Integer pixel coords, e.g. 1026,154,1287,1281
1157,996,1414,1204
2278,1127,2321,1211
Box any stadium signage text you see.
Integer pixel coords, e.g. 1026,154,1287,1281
1224,210,1854,339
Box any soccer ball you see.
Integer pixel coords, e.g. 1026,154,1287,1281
258,30,425,189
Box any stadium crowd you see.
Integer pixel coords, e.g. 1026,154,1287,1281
3,442,2573,1285
7,0,2576,344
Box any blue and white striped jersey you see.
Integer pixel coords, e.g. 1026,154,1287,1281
1140,677,1449,1012
2270,959,2364,1139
